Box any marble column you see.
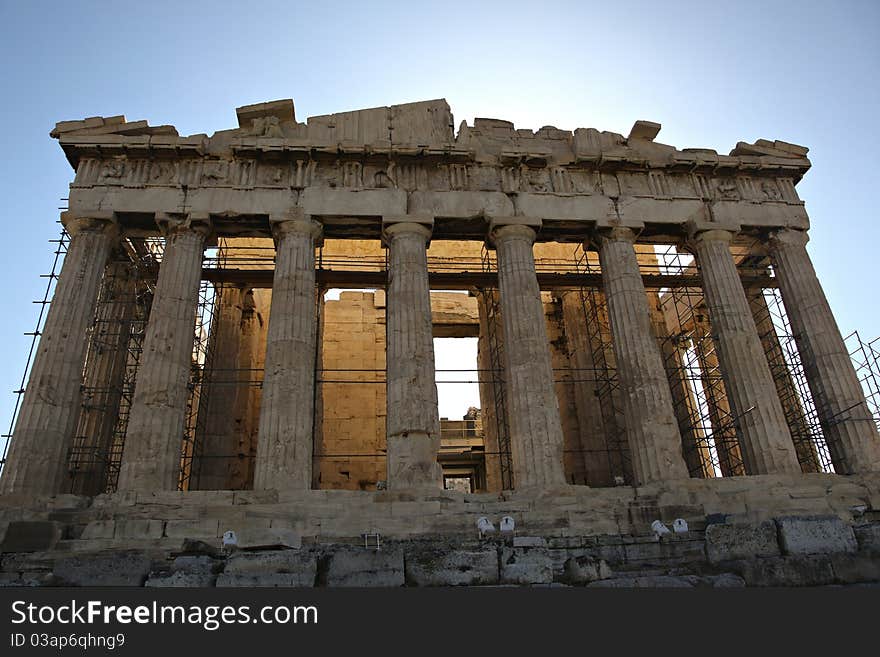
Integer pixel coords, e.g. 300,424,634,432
592,227,689,485
690,228,800,475
693,317,745,476
651,314,713,479
0,213,117,496
769,228,880,473
558,290,614,486
229,292,259,490
253,214,322,490
383,217,442,490
117,214,211,492
195,286,246,490
490,221,566,490
747,283,821,473
70,258,136,496
476,291,507,492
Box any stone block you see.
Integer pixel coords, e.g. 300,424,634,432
854,524,880,554
588,541,627,565
55,538,115,552
0,521,63,552
146,571,216,587
171,555,217,574
512,536,547,548
829,554,880,584
547,537,586,549
627,503,662,532
658,504,705,524
115,519,165,539
1,552,56,574
142,490,234,506
624,536,706,564
232,490,279,505
178,539,222,558
698,574,747,588
390,501,442,517
560,555,612,585
775,516,857,556
53,552,152,586
405,547,498,586
732,556,836,587
706,521,780,563
164,519,220,540
587,575,694,588
325,547,404,587
500,547,553,585
80,521,115,540
46,495,91,510
224,550,317,586
235,528,302,550
0,572,49,588
217,573,314,588
0,573,29,587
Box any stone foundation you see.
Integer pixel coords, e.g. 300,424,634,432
2,473,879,587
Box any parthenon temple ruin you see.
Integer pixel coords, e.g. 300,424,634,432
1,98,879,587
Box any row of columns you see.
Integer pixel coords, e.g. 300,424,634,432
1,210,878,497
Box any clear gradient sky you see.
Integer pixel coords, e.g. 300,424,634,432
0,0,878,427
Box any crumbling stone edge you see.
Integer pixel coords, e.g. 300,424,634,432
1,516,878,588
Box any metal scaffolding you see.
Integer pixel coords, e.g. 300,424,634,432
572,244,631,485
478,245,514,490
846,331,880,433
68,238,161,494
751,285,832,473
655,245,743,478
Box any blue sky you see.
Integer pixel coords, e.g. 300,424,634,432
0,0,878,426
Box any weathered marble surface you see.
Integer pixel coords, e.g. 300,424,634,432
52,98,811,239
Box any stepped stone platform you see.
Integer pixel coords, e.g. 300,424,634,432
1,473,879,586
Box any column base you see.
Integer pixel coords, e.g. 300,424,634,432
386,433,443,491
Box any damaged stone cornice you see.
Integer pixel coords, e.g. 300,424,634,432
52,98,811,181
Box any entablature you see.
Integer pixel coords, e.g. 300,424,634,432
55,98,812,241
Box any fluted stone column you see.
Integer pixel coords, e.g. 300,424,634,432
769,228,880,473
0,213,117,496
651,315,713,479
592,227,689,485
117,214,211,492
195,286,246,490
693,317,745,476
383,217,442,490
230,292,259,490
747,283,821,473
490,221,566,490
476,291,506,492
70,258,136,495
253,215,322,491
558,290,614,486
690,228,800,475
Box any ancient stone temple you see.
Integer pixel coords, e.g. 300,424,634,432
1,98,879,587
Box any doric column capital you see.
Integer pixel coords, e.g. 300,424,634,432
684,217,741,249
382,215,433,246
589,225,639,250
157,212,213,239
768,228,809,250
487,217,541,247
270,210,323,244
60,210,118,238
687,227,737,253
